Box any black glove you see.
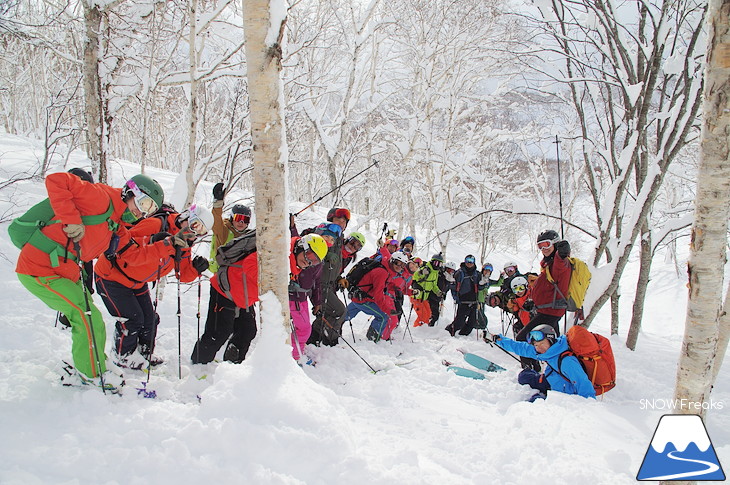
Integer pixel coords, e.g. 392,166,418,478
389,309,399,316
554,240,571,259
523,299,535,311
151,232,171,243
192,256,209,274
212,182,225,201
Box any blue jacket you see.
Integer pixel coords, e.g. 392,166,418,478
495,336,596,399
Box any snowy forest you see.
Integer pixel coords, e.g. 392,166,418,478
1,0,729,483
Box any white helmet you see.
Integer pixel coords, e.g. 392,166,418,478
390,251,410,265
510,276,528,293
182,204,214,235
444,261,457,271
504,261,519,271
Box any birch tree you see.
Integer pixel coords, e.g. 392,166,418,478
671,0,730,420
521,0,706,344
243,0,290,329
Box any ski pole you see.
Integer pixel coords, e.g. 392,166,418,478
483,334,522,364
174,251,182,380
74,242,107,393
321,315,378,373
196,274,202,364
293,159,379,216
342,291,356,343
147,262,163,385
402,304,414,342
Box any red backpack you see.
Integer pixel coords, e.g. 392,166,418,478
558,326,616,395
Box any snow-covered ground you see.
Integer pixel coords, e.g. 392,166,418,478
0,133,727,485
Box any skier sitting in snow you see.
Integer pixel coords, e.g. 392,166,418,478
488,325,596,402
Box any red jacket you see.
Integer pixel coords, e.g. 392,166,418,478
15,173,130,282
352,263,395,315
94,213,200,288
210,237,303,309
531,252,571,317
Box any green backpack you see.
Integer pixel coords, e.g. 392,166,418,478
8,198,115,267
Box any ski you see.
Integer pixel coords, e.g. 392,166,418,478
456,349,506,372
442,359,486,380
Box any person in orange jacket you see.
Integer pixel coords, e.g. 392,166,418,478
14,172,164,388
94,204,213,369
191,234,328,364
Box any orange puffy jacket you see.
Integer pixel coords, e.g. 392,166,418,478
15,173,130,282
94,213,200,288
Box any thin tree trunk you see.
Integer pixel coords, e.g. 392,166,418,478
82,1,103,181
671,0,730,423
626,222,653,350
243,0,291,331
186,0,199,208
610,289,620,335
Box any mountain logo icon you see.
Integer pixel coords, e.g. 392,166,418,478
637,414,726,481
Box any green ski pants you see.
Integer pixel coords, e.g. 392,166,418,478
18,273,107,378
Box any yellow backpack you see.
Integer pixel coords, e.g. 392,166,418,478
546,257,592,312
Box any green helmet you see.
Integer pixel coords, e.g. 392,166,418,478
125,174,164,209
348,232,366,247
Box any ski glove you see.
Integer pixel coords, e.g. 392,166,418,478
63,224,85,242
445,272,455,283
164,235,188,249
554,240,571,259
212,182,225,201
389,309,400,316
337,278,349,290
192,256,209,274
522,299,535,311
150,232,171,243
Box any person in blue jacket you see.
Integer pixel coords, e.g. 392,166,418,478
490,324,596,402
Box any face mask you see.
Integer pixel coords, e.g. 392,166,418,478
121,208,139,224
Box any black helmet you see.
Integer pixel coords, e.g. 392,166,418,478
431,253,444,262
537,230,560,243
232,204,252,216
68,168,94,184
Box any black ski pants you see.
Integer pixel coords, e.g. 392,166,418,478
308,286,346,346
446,301,479,336
95,277,158,357
191,287,256,364
427,293,441,326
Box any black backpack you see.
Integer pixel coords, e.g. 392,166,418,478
216,229,257,297
346,257,384,299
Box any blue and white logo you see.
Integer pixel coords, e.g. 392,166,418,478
637,414,725,481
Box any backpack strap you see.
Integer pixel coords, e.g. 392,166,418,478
546,351,575,384
24,200,115,267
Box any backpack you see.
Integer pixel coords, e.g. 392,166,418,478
8,197,115,267
546,257,592,312
215,229,257,296
346,257,384,299
558,326,616,396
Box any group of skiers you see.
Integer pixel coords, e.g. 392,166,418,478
11,170,598,401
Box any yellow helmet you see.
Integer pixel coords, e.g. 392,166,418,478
299,234,329,263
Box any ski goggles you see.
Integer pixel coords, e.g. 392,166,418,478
483,265,493,272
126,180,159,217
537,239,555,250
431,260,442,268
316,223,343,237
465,256,476,264
512,284,527,294
330,208,351,221
232,213,251,223
504,265,518,273
345,238,363,251
527,330,551,344
186,213,209,237
304,249,322,267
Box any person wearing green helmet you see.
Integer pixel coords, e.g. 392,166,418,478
13,171,164,392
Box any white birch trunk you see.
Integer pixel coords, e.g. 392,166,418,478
243,0,291,332
672,0,730,421
186,0,199,208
